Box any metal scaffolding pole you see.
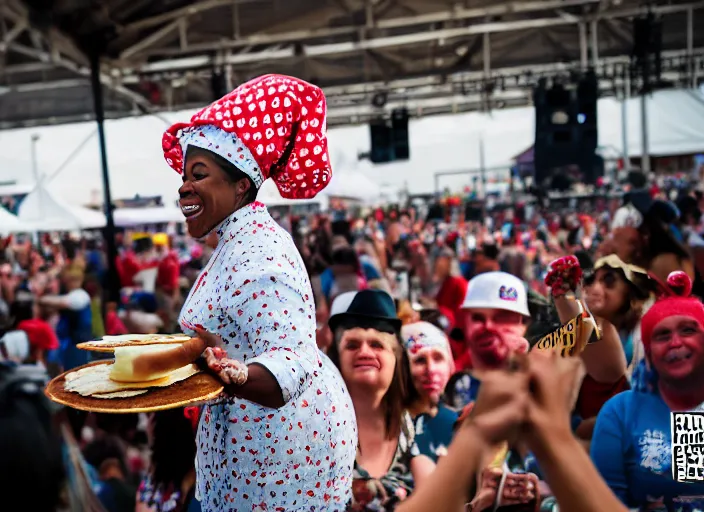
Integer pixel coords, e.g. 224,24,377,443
621,73,630,172
89,50,121,303
688,7,695,88
579,23,588,69
640,93,651,174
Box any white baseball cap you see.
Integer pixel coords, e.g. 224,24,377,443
460,271,530,317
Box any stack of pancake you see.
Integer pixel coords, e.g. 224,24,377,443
45,334,223,413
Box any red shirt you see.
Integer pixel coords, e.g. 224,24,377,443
575,374,630,419
118,251,143,288
105,310,128,336
156,252,180,294
17,319,59,351
436,275,468,361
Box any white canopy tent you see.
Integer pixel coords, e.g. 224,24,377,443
113,206,184,227
0,207,34,235
256,179,329,209
18,180,106,231
322,171,381,203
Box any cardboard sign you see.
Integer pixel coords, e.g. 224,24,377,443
534,301,601,357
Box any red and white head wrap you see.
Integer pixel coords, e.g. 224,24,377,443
162,74,331,199
401,321,452,359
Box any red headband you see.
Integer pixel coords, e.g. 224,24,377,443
640,271,704,358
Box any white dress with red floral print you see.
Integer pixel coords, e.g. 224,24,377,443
179,202,357,511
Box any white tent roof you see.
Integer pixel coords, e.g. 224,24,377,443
256,179,329,209
323,171,381,203
18,181,106,231
113,206,184,227
0,207,33,235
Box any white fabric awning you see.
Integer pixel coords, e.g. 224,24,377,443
18,181,106,231
113,206,185,227
322,171,381,202
256,179,328,208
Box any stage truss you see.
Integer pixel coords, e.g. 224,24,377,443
0,0,702,128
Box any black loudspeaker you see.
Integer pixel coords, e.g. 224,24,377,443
533,71,601,189
427,202,445,222
391,108,410,160
633,14,663,90
369,108,411,164
370,119,394,163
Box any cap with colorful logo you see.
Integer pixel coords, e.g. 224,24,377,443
460,271,530,317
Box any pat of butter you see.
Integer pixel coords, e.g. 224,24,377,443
110,344,182,383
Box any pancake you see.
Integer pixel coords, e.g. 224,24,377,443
45,361,224,414
64,363,199,396
77,334,193,353
94,390,149,399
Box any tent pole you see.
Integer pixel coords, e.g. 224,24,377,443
89,50,121,303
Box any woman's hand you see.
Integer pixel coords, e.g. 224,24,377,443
544,256,583,298
194,328,249,386
203,347,248,386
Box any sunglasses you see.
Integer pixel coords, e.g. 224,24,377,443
583,268,622,289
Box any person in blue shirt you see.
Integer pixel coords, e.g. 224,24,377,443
401,321,458,463
38,267,93,371
591,271,704,511
320,245,367,304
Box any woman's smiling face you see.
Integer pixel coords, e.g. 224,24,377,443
337,328,398,393
178,148,251,239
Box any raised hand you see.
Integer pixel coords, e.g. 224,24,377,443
523,350,586,454
544,256,583,298
463,354,530,446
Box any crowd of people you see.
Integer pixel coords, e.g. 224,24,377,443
2,73,704,512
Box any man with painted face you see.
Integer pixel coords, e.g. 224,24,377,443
449,271,531,408
448,272,542,512
402,321,458,462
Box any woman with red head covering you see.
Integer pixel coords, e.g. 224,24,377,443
590,271,704,510
162,74,356,511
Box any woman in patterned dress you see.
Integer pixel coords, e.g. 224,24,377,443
326,290,435,510
161,74,357,511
